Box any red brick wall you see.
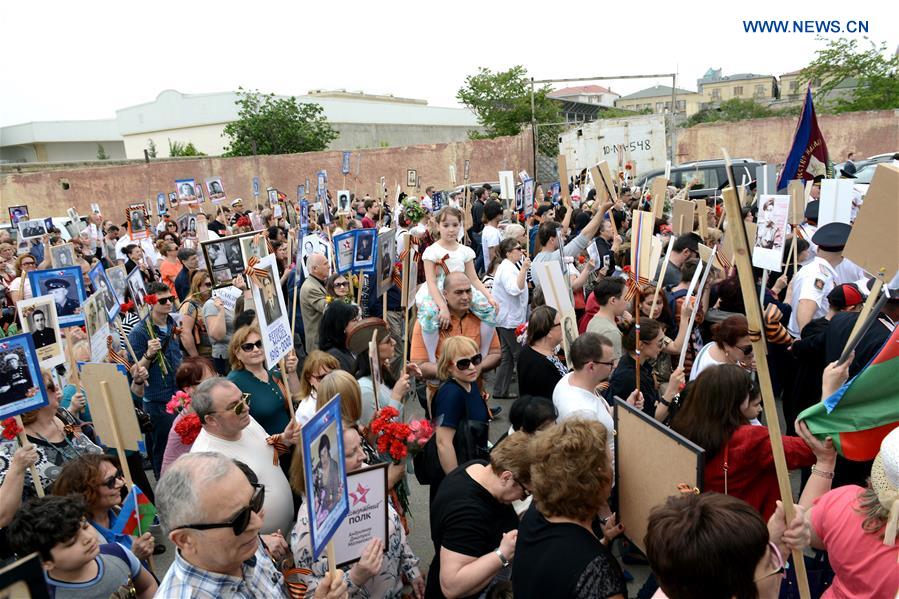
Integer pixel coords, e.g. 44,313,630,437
1,132,534,219
677,109,898,164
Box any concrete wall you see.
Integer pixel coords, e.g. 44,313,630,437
0,132,534,219
676,109,899,163
126,122,483,160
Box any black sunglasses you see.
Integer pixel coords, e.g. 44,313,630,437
240,340,263,352
101,469,124,489
156,296,175,305
737,345,753,356
455,354,483,370
176,483,265,536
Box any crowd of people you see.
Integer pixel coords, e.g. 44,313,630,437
0,173,896,599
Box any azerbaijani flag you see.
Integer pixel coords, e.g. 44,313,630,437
776,86,831,189
111,485,157,537
798,326,899,461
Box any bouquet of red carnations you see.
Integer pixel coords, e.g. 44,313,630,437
369,406,434,464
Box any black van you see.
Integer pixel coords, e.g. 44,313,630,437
636,159,763,200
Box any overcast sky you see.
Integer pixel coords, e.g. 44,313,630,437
1,0,895,127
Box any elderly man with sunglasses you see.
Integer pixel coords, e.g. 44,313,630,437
156,452,348,599
129,281,184,479
189,378,300,541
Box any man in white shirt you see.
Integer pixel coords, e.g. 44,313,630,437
553,333,642,476
189,377,299,535
422,186,435,212
480,200,503,270
788,222,861,337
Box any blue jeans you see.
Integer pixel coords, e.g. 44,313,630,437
142,401,176,479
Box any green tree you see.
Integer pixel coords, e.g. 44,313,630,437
147,139,157,158
456,66,561,141
801,36,899,112
685,98,799,127
223,87,338,156
96,144,109,160
168,139,206,157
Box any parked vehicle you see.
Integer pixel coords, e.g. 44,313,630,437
636,158,763,200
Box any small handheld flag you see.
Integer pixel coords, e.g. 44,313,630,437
111,485,157,537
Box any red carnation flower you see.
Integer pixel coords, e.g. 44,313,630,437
2,417,23,441
174,412,201,445
144,294,158,305
120,300,135,312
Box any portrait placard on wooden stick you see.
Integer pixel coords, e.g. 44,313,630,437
614,399,704,554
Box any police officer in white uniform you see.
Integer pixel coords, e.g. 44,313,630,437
788,222,863,338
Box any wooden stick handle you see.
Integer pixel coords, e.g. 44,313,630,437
722,187,811,599
279,357,297,421
115,320,139,363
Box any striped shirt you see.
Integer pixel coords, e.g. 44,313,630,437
155,545,288,598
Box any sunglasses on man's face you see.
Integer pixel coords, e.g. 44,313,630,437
176,483,265,536
156,296,175,305
216,393,251,415
101,469,124,489
455,354,483,371
240,340,263,352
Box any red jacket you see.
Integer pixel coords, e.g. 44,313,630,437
703,425,815,519
579,293,600,333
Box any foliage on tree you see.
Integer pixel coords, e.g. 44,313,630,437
168,139,206,157
801,36,899,112
147,139,157,158
685,99,800,127
456,66,561,142
96,144,109,160
222,87,338,157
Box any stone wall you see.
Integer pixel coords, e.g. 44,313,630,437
676,109,899,164
1,132,533,219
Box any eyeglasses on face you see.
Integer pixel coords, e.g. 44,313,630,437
213,393,251,416
240,340,263,352
156,296,175,305
737,344,753,356
309,370,331,383
176,483,264,536
101,469,125,489
753,541,786,582
333,281,348,288
454,354,483,371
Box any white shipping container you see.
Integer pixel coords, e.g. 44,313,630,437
557,114,667,179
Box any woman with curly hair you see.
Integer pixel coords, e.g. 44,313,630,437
512,419,626,599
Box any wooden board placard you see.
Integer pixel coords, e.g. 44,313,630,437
595,161,619,204
843,164,899,282
787,180,805,225
614,399,704,554
695,201,709,240
671,199,695,236
81,362,143,452
650,177,667,219
557,154,571,205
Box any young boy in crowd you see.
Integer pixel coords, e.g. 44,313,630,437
7,495,157,598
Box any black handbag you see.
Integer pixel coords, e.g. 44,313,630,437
413,378,488,485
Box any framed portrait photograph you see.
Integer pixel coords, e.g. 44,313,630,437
175,178,198,203
156,193,168,216
336,190,351,215
28,267,86,328
125,267,148,311
8,205,29,228
333,231,355,275
239,234,269,269
267,188,279,206
88,262,120,322
178,214,198,239
299,232,332,278
17,219,48,241
49,243,76,268
0,333,50,420
106,265,127,304
375,229,396,298
406,169,417,189
16,296,64,369
302,394,349,559
205,177,226,204
353,229,377,272
249,255,291,368
168,191,178,209
82,292,110,363
201,232,254,289
128,203,149,241
285,201,298,229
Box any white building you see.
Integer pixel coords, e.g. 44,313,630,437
1,89,482,164
547,85,620,108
